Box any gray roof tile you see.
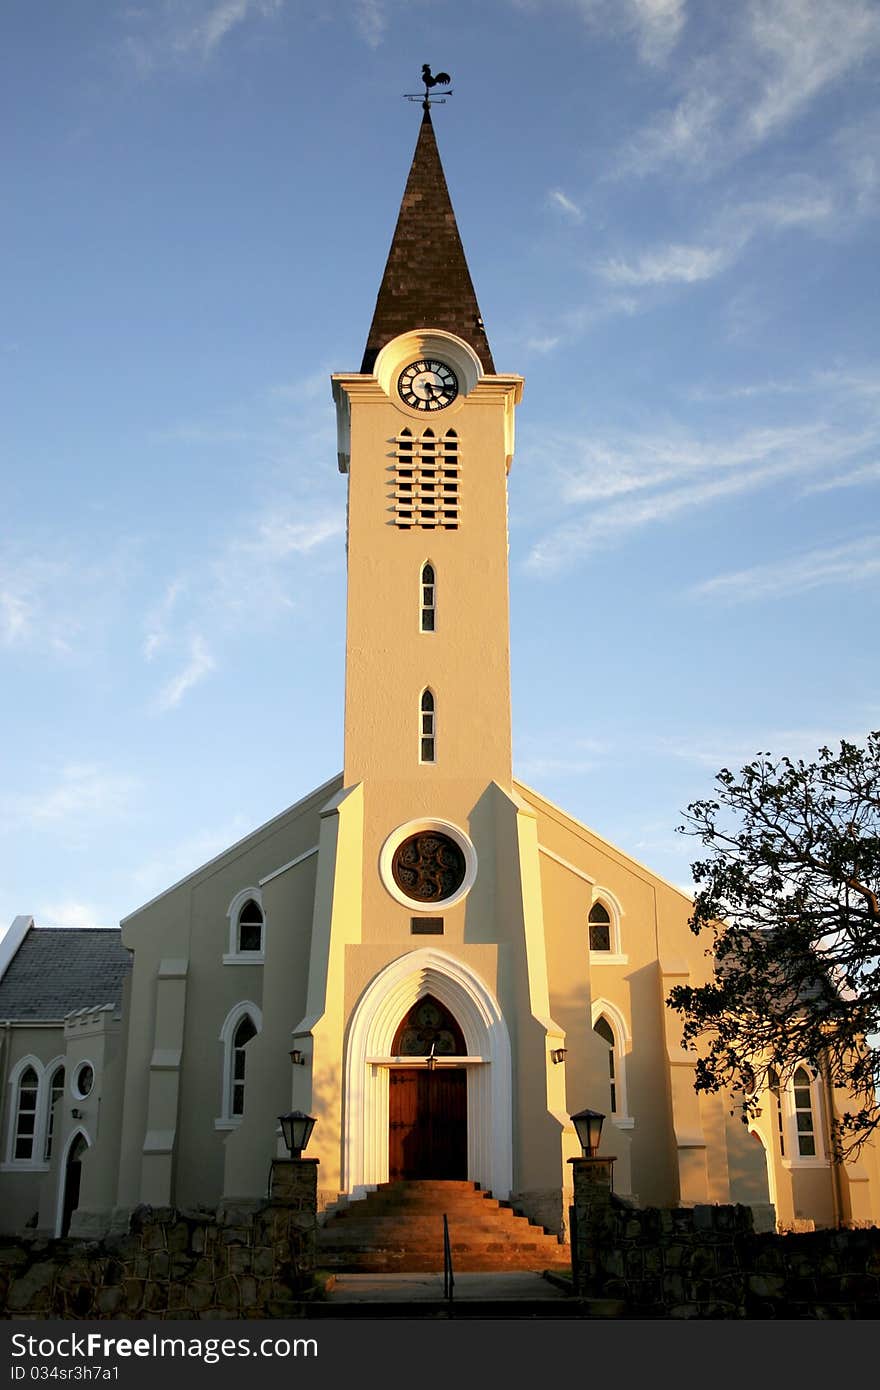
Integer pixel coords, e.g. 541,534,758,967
0,928,131,1021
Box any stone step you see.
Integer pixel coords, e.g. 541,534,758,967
316,1178,571,1276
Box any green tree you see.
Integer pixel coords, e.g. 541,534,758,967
667,731,880,1156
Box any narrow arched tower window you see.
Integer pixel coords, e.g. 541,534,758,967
593,1016,617,1114
420,562,435,631
231,1015,257,1117
14,1066,39,1161
420,689,436,763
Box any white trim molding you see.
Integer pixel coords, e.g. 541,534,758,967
216,1001,262,1129
589,886,628,964
378,819,478,911
223,887,266,965
54,1126,92,1238
343,948,512,1200
591,998,633,1128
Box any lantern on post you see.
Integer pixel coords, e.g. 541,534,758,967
570,1108,605,1158
278,1110,316,1159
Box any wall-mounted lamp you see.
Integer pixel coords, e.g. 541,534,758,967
289,1049,306,1066
71,1108,82,1120
550,1047,568,1065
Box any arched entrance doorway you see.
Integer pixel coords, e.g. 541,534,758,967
60,1132,88,1237
343,948,513,1200
389,995,467,1180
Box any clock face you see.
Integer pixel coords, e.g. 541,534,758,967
397,359,459,411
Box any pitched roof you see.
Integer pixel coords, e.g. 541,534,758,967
0,927,131,1021
360,107,495,375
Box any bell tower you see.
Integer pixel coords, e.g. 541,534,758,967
332,107,523,806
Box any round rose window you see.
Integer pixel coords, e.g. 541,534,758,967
391,830,466,903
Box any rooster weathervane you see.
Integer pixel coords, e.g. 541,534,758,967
404,64,453,111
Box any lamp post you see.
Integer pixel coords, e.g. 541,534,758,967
571,1107,605,1157
278,1109,316,1159
568,1108,614,1299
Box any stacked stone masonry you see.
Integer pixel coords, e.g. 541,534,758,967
0,1164,319,1320
571,1198,880,1319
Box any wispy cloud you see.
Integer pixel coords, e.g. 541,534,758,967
566,0,687,65
689,535,880,603
119,0,283,73
354,0,388,47
11,765,139,830
618,0,880,175
598,180,833,289
524,416,878,571
156,635,216,711
547,189,584,222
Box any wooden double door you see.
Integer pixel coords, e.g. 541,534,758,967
388,1067,467,1181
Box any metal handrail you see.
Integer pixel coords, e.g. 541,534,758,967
443,1212,454,1305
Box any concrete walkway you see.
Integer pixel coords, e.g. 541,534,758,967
324,1271,572,1304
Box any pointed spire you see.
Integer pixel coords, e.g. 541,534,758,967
360,107,495,375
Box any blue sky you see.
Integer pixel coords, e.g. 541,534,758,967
2,0,878,932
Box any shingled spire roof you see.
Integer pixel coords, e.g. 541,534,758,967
360,107,495,375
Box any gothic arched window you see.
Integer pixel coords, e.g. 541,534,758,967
420,562,435,632
588,901,611,952
793,1065,817,1157
43,1065,65,1162
217,1003,262,1128
420,689,436,763
236,898,264,954
13,1065,39,1161
593,1015,619,1115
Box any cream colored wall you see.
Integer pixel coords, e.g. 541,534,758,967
338,372,520,797
116,777,340,1214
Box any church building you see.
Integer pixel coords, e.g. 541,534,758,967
2,105,878,1244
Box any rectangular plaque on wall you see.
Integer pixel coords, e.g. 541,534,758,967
411,917,444,935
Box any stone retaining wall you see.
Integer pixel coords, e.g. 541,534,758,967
570,1159,880,1318
0,1162,318,1320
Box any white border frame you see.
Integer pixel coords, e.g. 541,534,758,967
223,887,266,965
591,998,634,1128
379,819,478,911
3,1055,47,1171
71,1058,96,1102
589,887,628,965
215,1001,263,1130
782,1064,828,1168
343,948,512,1200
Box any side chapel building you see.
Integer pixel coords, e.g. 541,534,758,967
2,106,878,1243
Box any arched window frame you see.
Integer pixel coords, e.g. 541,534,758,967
42,1059,66,1163
3,1056,49,1171
590,999,633,1128
588,889,627,965
419,688,436,764
223,887,266,965
420,561,436,632
782,1064,827,1167
216,1001,262,1130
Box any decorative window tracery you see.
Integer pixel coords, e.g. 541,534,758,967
391,429,459,529
392,995,466,1057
